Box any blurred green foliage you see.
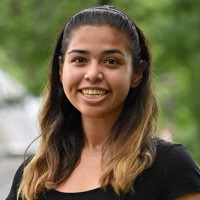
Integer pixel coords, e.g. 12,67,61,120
0,0,199,163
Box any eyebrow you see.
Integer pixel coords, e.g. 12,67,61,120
103,49,125,57
67,49,126,57
68,49,89,54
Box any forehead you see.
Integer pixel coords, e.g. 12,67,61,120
67,25,130,51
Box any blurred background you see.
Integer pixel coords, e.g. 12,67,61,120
0,0,199,199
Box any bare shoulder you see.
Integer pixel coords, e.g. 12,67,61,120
175,193,200,200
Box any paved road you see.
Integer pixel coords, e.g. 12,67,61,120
0,156,23,200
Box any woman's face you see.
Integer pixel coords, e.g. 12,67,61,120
59,25,142,120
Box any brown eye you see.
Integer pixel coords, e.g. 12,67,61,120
106,58,119,65
74,57,86,63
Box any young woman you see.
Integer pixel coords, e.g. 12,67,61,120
6,5,200,200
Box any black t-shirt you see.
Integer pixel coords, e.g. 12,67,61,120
6,139,200,200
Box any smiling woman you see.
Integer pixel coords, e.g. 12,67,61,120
59,25,136,120
6,5,200,200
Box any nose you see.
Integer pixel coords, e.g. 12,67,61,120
84,62,103,82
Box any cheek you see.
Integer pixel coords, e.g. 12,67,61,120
111,71,133,90
61,68,81,92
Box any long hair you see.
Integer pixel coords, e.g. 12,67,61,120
18,5,158,200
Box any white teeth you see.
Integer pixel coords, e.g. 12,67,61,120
82,89,106,97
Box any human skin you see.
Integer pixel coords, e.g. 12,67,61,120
59,25,142,123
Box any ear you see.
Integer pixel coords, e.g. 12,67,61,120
131,60,144,88
58,56,63,83
131,72,143,88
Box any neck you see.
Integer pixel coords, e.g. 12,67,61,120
81,116,116,153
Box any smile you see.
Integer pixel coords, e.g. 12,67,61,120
81,89,106,98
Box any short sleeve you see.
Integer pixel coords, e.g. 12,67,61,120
163,144,200,200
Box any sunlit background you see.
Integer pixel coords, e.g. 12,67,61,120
0,0,199,199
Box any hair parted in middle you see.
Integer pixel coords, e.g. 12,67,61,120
18,5,158,200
